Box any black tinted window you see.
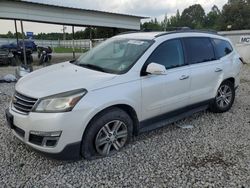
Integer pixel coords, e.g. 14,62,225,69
183,37,215,64
147,39,184,69
213,39,233,58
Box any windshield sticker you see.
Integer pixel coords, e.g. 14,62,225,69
128,40,145,45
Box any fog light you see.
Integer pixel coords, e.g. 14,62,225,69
29,131,61,137
29,131,62,147
46,139,58,147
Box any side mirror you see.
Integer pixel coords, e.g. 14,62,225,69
146,62,167,75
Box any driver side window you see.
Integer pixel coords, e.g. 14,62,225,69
147,39,185,69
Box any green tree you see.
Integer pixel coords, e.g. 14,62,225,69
74,30,85,39
141,18,163,31
80,27,95,39
161,13,168,31
176,9,181,25
166,10,182,29
0,31,22,39
6,31,14,38
219,0,250,30
14,32,23,39
181,4,206,29
95,27,114,38
205,5,221,30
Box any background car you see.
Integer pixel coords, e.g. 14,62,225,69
0,48,15,66
0,40,37,52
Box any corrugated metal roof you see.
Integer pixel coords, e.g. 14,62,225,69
19,0,147,19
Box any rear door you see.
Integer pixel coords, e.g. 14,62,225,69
183,37,223,105
141,39,191,120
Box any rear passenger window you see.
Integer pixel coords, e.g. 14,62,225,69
213,39,233,58
183,37,215,64
147,39,184,69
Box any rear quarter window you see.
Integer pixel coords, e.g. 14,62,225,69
213,38,233,59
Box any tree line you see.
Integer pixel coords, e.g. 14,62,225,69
0,0,250,40
142,0,250,31
0,27,126,40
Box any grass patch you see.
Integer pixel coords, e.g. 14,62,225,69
53,47,88,53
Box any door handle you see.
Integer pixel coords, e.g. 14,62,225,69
215,68,223,72
179,75,189,80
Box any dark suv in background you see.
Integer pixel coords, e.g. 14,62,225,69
0,40,37,52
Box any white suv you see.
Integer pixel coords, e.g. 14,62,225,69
6,31,242,160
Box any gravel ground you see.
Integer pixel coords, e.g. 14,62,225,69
0,65,250,187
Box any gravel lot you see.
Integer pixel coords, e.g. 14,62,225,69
0,65,249,187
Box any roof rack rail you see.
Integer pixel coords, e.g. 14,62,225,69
117,29,163,35
155,29,219,38
165,27,191,31
117,31,140,35
142,29,162,32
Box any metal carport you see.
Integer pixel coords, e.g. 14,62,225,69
0,0,146,63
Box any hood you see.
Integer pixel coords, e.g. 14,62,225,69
16,62,116,98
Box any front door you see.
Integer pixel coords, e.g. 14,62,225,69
141,39,191,121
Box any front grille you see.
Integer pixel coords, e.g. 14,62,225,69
12,92,38,114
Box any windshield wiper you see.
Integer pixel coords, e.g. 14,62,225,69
70,59,77,64
78,64,107,73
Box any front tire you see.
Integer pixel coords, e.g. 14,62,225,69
81,108,133,160
209,80,235,113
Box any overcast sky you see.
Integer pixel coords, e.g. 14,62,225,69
0,0,227,34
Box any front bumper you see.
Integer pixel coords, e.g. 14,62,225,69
5,108,84,160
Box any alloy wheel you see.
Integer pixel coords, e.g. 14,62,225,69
95,120,128,156
216,84,233,108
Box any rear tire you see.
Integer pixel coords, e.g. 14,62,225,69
81,107,133,160
209,80,235,113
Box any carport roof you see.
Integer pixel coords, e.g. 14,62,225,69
0,0,147,30
18,0,147,19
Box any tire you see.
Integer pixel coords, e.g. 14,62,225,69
39,56,44,65
15,56,21,66
81,107,133,160
209,80,235,113
30,55,33,63
10,58,17,66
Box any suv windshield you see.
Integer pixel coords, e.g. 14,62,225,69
75,38,153,74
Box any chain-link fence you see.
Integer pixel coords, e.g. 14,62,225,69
0,38,106,49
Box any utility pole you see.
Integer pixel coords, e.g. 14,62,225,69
89,27,93,49
72,26,75,59
14,20,19,45
62,25,67,40
20,20,27,65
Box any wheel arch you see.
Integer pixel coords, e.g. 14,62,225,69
223,77,235,87
212,77,236,101
209,76,236,113
84,104,140,137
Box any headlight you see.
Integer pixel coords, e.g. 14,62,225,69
33,89,87,113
